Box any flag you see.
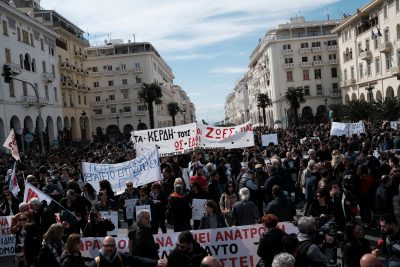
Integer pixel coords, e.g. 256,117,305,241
23,182,52,205
9,163,20,196
3,129,20,161
371,29,377,40
377,28,383,37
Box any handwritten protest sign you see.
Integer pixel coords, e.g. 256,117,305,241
330,121,365,137
135,205,151,220
132,123,198,156
99,211,118,236
82,147,161,195
0,216,16,257
192,199,207,220
125,199,138,220
261,134,278,146
80,222,298,267
197,121,254,149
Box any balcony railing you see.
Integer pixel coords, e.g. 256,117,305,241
300,62,312,68
132,67,142,73
93,114,106,120
313,61,324,66
106,100,118,105
283,63,294,69
42,73,55,82
312,46,324,52
92,101,104,106
327,45,338,51
378,42,392,53
135,111,146,116
328,59,339,65
92,87,102,92
102,70,115,76
122,112,133,117
299,47,311,53
282,49,293,55
360,51,372,61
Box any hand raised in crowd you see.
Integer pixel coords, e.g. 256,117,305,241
157,259,167,267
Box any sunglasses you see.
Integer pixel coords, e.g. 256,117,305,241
126,185,133,187
103,244,116,248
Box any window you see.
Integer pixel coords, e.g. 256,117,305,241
54,88,58,102
9,80,14,97
384,28,390,43
134,63,140,69
397,0,400,11
104,65,112,70
92,66,98,72
358,43,363,55
22,30,29,44
375,57,381,74
44,85,49,100
332,83,339,93
110,107,116,113
2,20,8,36
327,40,337,46
350,66,355,79
286,71,293,82
384,5,388,19
94,109,102,115
120,64,126,70
84,96,87,105
386,54,392,70
52,65,55,74
303,70,310,80
69,94,73,106
122,106,131,112
344,69,348,80
42,61,46,73
359,63,364,79
109,95,116,101
365,39,370,51
367,62,372,76
5,48,11,63
136,76,142,83
374,38,378,49
40,39,44,50
108,80,114,86
301,43,309,48
138,105,147,111
17,27,21,41
122,79,128,85
285,58,293,63
303,86,310,96
30,33,34,46
93,81,99,87
313,55,322,61
302,57,308,62
314,69,322,79
123,91,129,99
328,54,336,60
331,68,338,78
22,82,27,96
397,49,400,66
78,95,81,105
311,42,321,47
283,44,291,50
316,84,323,95
95,96,101,101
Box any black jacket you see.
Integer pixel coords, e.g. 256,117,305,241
376,184,393,214
60,250,86,267
0,198,20,215
128,222,159,260
207,179,222,204
88,251,157,267
167,241,208,267
257,228,286,266
37,241,63,267
199,212,226,229
34,202,56,237
83,219,115,237
265,195,295,222
342,238,371,267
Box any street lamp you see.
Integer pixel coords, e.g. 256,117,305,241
180,108,186,124
80,110,87,143
324,99,328,122
366,83,374,123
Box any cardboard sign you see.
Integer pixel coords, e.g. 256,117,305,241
261,134,278,146
192,199,207,220
125,199,138,220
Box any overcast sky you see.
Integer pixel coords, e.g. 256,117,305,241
41,0,370,124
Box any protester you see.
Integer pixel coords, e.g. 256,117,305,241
95,190,118,211
219,181,239,226
360,254,382,267
37,223,65,267
0,189,20,215
29,198,56,237
342,221,372,267
199,200,226,229
186,181,207,230
207,171,222,204
373,213,400,266
271,253,295,267
150,183,167,234
231,187,259,226
167,184,191,232
83,210,115,237
81,182,98,207
265,185,295,222
60,233,85,267
200,256,222,267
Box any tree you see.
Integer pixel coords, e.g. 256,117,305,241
374,97,400,121
285,87,305,126
167,102,180,126
328,103,345,122
342,100,370,121
257,93,271,126
138,82,163,129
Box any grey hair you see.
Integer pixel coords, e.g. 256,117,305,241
29,197,41,207
297,216,316,234
272,253,295,267
239,187,250,201
18,202,29,211
175,184,183,194
137,209,150,222
307,160,315,169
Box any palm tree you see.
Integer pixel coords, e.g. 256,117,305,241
138,82,163,129
342,100,370,121
167,102,180,126
285,87,305,126
257,93,271,126
374,97,400,121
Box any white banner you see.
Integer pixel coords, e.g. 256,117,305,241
80,222,298,267
131,123,198,156
390,121,400,129
330,121,365,137
261,134,278,146
0,216,16,257
82,148,162,195
24,182,52,205
99,211,119,236
197,121,254,149
3,129,20,161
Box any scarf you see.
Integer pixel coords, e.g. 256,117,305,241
42,240,62,263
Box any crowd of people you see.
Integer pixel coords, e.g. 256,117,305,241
0,121,400,267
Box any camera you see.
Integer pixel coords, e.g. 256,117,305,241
315,219,344,246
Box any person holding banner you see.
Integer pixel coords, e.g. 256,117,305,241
83,210,115,237
119,181,138,228
29,198,56,237
167,231,207,267
95,190,118,211
199,200,226,229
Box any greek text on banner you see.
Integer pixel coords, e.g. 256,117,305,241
82,147,161,195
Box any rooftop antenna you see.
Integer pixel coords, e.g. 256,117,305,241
132,34,136,43
326,8,330,20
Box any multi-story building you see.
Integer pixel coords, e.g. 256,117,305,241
332,0,400,103
33,9,91,143
84,40,193,140
173,85,196,125
225,74,250,125
0,1,62,152
245,17,341,128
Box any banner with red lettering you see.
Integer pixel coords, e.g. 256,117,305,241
0,216,16,257
131,123,198,156
80,222,298,267
197,121,254,149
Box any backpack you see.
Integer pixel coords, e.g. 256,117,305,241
297,240,327,267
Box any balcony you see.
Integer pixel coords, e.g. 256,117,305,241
119,85,130,90
378,42,392,53
102,70,115,76
92,101,104,107
330,91,342,98
8,63,21,74
88,71,100,76
135,111,146,116
106,100,118,105
117,69,129,75
282,49,293,55
92,87,102,92
299,47,311,53
283,63,294,69
341,79,356,87
104,86,116,91
109,113,119,118
120,99,133,104
20,96,48,106
300,62,312,68
327,45,338,51
42,73,55,82
390,66,400,75
360,51,372,61
312,46,324,52
132,67,142,73
328,59,339,65
122,112,133,117
93,114,106,120
313,61,324,66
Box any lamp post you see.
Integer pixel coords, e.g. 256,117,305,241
366,83,374,124
180,108,186,124
80,110,87,144
324,99,328,122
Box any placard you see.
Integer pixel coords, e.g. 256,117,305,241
125,199,138,220
192,198,207,220
0,216,15,257
261,134,278,146
99,211,118,236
